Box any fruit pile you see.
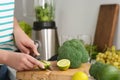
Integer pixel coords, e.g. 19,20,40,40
96,46,120,69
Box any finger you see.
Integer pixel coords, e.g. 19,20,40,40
19,44,30,54
24,41,39,55
27,55,44,69
22,64,30,70
29,43,39,55
23,59,34,69
37,61,45,69
32,46,40,56
17,64,28,71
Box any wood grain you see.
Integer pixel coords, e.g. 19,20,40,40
93,4,119,52
16,62,91,80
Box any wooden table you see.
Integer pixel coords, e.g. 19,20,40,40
16,62,94,80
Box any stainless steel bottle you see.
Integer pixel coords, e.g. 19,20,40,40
33,0,58,60
33,21,59,60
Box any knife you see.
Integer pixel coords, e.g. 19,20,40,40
33,40,41,60
33,41,53,70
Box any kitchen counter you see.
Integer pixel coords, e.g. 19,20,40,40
16,61,94,80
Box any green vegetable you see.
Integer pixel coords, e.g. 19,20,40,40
89,61,106,79
57,39,89,68
85,44,98,59
19,21,32,38
35,3,54,21
40,60,51,69
101,65,120,80
89,61,120,80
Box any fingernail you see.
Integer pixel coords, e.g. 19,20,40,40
41,62,45,69
37,53,40,55
36,52,40,55
42,65,45,69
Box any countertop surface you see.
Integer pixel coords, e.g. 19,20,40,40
16,61,94,80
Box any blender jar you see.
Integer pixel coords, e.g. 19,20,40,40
33,0,59,60
34,0,55,21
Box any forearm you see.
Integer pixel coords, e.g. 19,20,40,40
13,17,25,35
0,50,10,64
14,17,20,30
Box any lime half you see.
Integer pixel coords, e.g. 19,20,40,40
57,59,70,71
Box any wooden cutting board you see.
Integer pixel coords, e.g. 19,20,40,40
93,4,119,52
16,61,93,80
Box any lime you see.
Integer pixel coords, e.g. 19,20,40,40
57,59,70,71
72,71,88,80
40,60,51,69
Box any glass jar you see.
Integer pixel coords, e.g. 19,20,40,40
34,0,55,21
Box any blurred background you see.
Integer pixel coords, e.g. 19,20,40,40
14,0,120,49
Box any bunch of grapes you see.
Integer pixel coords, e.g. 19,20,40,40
96,46,120,69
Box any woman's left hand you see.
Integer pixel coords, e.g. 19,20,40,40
14,21,39,55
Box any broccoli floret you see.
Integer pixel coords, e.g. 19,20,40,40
63,39,89,63
57,39,89,68
57,45,82,68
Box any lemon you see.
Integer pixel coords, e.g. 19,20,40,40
57,59,70,71
72,71,88,80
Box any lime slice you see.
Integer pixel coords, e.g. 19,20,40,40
57,59,70,71
41,60,51,69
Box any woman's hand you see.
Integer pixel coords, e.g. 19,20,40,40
4,51,44,71
14,18,39,55
14,28,38,55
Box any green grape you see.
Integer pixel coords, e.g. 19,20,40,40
113,62,119,66
111,46,116,52
96,46,120,70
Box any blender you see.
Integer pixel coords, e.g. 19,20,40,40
33,0,59,60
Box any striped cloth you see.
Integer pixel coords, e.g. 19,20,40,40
0,0,17,51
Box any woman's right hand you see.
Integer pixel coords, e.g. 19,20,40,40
4,52,44,71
